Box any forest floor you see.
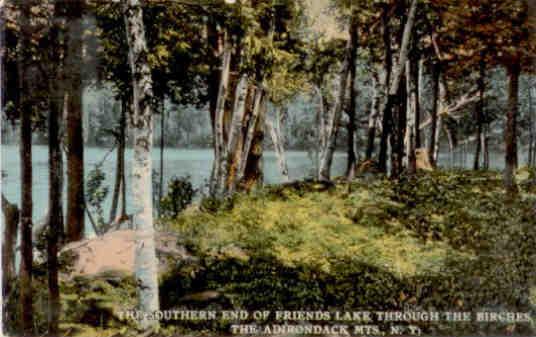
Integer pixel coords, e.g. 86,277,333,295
22,169,536,337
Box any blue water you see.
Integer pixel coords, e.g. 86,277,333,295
1,145,346,223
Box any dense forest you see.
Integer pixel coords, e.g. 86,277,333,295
1,0,535,336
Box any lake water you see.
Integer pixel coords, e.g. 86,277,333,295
0,144,527,225
1,145,346,223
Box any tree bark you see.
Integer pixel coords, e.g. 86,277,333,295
267,106,289,182
239,88,266,190
416,58,423,148
428,62,440,166
379,0,418,175
225,75,249,191
123,0,160,329
65,0,85,243
18,2,34,332
211,33,232,197
377,4,393,172
432,77,448,165
159,98,165,214
110,98,127,223
473,59,485,170
365,72,381,160
527,85,534,167
47,80,63,336
120,96,128,220
405,59,418,174
2,195,18,298
504,61,520,194
345,13,359,179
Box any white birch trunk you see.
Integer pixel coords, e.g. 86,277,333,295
212,34,232,197
318,41,353,181
388,0,418,97
227,75,249,155
267,107,289,182
405,60,417,173
234,88,265,190
123,0,159,330
314,85,327,152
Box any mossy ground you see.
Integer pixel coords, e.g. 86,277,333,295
160,169,535,336
11,169,533,337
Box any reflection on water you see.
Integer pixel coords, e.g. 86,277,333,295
1,145,346,223
1,144,527,226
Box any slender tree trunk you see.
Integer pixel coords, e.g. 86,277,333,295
377,9,392,170
416,58,423,148
483,125,490,169
18,2,34,331
432,78,448,165
405,59,417,174
211,33,232,197
240,89,266,190
345,13,359,179
123,0,160,329
2,195,18,298
207,21,222,132
474,59,485,170
315,85,327,169
65,1,85,243
267,106,289,182
527,85,534,166
504,61,520,194
47,82,63,336
391,74,407,177
120,96,128,219
379,0,418,175
225,74,248,192
365,72,381,160
110,98,127,223
159,98,165,214
318,11,359,181
428,62,440,166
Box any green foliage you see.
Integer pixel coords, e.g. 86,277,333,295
160,176,196,218
162,171,536,336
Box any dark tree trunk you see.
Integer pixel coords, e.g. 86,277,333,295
47,88,63,336
414,58,422,148
504,61,520,194
390,75,407,178
109,98,127,223
378,5,393,172
18,3,34,332
2,195,18,297
346,13,359,179
483,124,490,169
65,1,85,242
406,58,419,174
473,59,485,170
428,61,440,166
527,85,534,167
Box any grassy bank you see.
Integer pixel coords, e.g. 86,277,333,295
8,169,533,337
160,169,535,336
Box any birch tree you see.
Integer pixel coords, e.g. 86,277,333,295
318,10,358,181
122,0,160,329
381,0,418,177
